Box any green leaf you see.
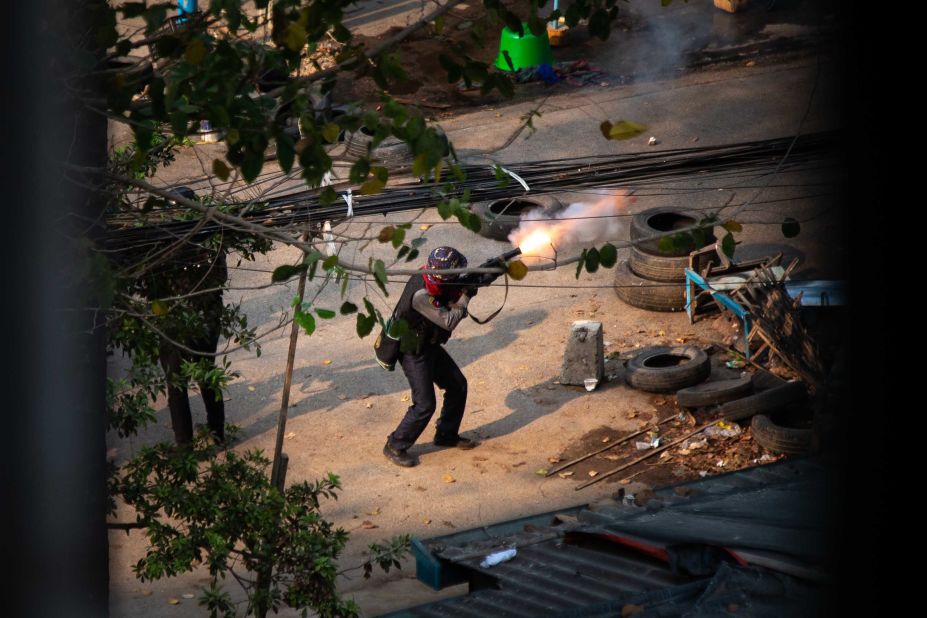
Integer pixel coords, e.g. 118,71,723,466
575,250,586,279
781,217,800,238
340,302,358,315
411,154,430,178
151,300,169,317
436,200,453,220
360,178,385,195
315,308,336,319
661,0,673,6
283,22,307,52
322,255,339,270
434,15,445,34
320,186,338,206
304,250,324,266
356,314,375,338
295,309,316,336
373,260,388,294
272,264,308,283
240,152,264,184
722,220,743,233
406,248,420,262
350,158,371,183
321,123,341,144
391,228,406,249
721,232,736,259
277,134,295,174
212,159,230,182
599,243,618,268
185,38,207,65
143,5,168,34
584,247,600,273
600,120,648,140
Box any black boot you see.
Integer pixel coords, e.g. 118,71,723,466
383,440,419,467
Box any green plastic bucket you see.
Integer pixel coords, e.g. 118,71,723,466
494,23,554,72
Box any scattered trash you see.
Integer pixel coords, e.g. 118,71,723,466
726,359,745,369
558,471,575,478
535,468,548,476
365,402,373,409
622,493,636,505
704,422,742,438
400,395,410,402
367,507,381,516
588,470,598,477
480,548,517,568
442,473,456,483
699,471,709,477
419,224,430,231
716,459,726,468
635,441,654,451
247,386,256,392
675,337,687,343
284,432,296,439
584,378,599,391
745,60,756,67
182,594,195,600
322,359,332,365
548,456,561,464
167,598,180,605
602,437,611,443
648,137,659,146
423,518,431,525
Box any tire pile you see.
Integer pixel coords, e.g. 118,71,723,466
624,345,813,456
614,207,717,312
469,195,563,241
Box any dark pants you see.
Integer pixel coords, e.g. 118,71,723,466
389,345,468,451
158,325,224,445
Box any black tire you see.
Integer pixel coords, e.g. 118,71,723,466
751,414,814,455
676,376,753,408
719,380,807,422
630,207,717,257
625,346,711,393
628,246,690,282
614,260,687,312
469,195,562,241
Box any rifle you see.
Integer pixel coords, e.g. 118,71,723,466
454,248,522,297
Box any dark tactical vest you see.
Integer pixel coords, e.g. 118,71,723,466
393,275,453,353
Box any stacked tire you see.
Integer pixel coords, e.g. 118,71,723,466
615,207,716,312
469,195,563,241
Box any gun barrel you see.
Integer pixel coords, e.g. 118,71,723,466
499,247,522,262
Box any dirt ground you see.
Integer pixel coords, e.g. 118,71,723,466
107,191,820,616
105,2,847,614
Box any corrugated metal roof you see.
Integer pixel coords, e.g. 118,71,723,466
382,459,827,617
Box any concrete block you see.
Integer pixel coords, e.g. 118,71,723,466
560,321,604,387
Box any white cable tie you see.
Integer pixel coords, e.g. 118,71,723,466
343,189,353,218
499,166,529,192
323,221,336,256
